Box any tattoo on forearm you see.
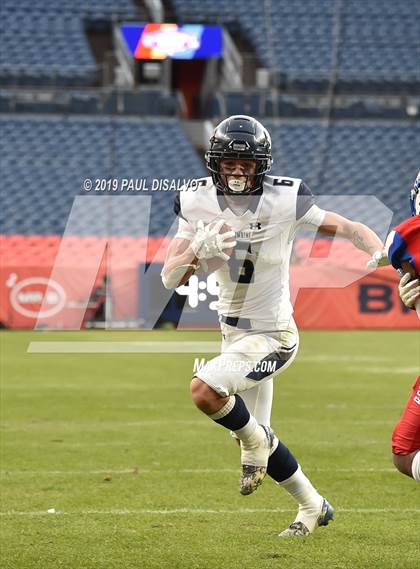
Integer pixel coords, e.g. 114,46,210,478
352,230,364,248
351,230,374,254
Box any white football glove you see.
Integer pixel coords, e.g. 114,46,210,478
367,249,389,269
190,219,236,262
398,272,420,309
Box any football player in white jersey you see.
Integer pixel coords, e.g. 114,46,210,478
161,116,386,537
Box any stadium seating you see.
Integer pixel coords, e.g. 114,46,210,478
1,115,417,238
0,0,145,87
169,0,419,93
213,91,409,120
265,119,419,228
0,90,179,116
1,0,417,90
0,116,206,236
0,0,141,20
0,13,97,87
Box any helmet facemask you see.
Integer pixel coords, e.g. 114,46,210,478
205,116,272,195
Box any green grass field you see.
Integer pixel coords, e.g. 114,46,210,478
1,330,419,569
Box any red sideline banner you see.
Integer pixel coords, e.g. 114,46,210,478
0,236,418,329
292,266,418,329
0,265,417,330
0,266,107,329
0,235,168,329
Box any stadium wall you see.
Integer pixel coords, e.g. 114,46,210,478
0,236,417,330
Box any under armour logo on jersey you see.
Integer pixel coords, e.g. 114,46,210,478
249,222,262,230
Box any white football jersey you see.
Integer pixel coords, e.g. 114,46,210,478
174,175,325,325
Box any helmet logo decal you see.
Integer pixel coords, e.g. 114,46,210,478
230,141,250,151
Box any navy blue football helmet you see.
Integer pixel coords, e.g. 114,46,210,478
205,115,272,195
410,171,420,216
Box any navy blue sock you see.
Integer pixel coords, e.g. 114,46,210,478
213,395,250,431
267,439,298,483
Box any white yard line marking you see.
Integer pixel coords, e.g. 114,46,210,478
1,507,419,517
0,441,136,448
0,437,386,448
1,384,178,391
0,467,398,476
0,438,387,449
347,366,419,374
0,469,148,475
0,418,396,429
27,341,221,354
26,342,401,362
298,355,396,363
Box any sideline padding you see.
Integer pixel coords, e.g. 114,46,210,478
0,236,417,329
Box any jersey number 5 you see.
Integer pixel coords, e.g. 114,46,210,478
228,242,255,284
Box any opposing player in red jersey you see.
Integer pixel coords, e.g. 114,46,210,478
382,172,420,482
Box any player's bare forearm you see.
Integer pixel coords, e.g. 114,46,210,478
346,221,383,254
161,238,198,289
163,238,196,273
319,212,383,255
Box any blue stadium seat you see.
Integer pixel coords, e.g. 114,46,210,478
0,116,206,236
264,118,419,226
169,0,419,93
1,115,417,237
0,13,97,87
0,0,144,86
0,0,141,20
0,90,13,112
